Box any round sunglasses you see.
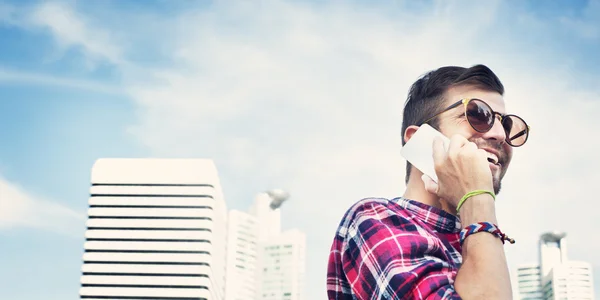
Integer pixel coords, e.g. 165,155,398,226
421,98,530,147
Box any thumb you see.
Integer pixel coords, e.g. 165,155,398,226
421,174,439,195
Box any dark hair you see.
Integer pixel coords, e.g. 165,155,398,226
401,64,505,183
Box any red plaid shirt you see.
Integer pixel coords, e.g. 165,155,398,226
327,197,463,299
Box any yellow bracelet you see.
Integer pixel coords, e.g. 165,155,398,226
456,190,495,213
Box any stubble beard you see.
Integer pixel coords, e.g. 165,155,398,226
470,138,508,195
493,175,502,195
493,164,510,195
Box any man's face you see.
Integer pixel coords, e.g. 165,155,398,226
437,85,514,194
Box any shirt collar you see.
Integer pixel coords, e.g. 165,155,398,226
392,197,462,233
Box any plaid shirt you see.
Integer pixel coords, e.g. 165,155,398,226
327,197,463,299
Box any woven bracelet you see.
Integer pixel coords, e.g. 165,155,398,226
459,222,515,246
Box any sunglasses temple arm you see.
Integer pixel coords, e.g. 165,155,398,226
509,129,526,141
421,100,464,125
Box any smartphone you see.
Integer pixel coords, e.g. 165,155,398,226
400,124,450,183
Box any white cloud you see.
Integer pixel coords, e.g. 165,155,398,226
25,1,124,69
0,175,86,236
9,0,600,298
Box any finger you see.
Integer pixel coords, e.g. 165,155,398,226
476,148,490,161
421,174,439,195
432,136,447,165
447,134,467,158
463,141,478,154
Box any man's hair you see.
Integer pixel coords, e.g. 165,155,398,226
401,64,505,183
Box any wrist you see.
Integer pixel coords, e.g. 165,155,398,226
458,194,497,225
456,189,495,213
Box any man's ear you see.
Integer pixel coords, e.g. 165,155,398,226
403,125,420,144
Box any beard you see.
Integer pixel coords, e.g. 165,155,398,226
469,138,510,195
493,173,502,195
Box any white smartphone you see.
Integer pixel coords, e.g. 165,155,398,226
400,124,450,183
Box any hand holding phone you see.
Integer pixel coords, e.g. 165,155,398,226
402,124,495,206
400,124,450,183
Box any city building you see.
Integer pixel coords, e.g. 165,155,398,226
224,190,306,300
79,158,228,300
516,232,594,300
259,229,306,300
224,209,259,300
517,263,543,300
539,232,569,280
541,261,594,300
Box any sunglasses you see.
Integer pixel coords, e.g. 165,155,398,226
421,98,530,147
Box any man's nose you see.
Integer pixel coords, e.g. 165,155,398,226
482,115,506,142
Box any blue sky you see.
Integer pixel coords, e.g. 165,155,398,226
1,0,599,299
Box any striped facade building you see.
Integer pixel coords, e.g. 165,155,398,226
79,158,227,300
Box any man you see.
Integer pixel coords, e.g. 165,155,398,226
326,64,530,299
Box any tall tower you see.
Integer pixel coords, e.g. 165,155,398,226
541,261,594,300
516,263,542,300
79,158,228,300
539,232,568,280
224,209,259,300
260,229,306,300
516,232,594,300
224,189,305,300
249,189,289,242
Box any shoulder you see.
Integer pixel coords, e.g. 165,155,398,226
328,198,460,299
334,197,419,240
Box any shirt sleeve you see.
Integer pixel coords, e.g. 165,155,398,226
340,201,462,300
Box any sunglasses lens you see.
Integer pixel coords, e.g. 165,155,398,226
503,115,528,146
466,99,494,132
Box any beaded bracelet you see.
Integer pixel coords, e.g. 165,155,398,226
459,222,515,246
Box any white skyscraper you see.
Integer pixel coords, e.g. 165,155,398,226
517,263,543,300
516,232,594,300
541,261,594,300
224,190,306,300
259,229,306,300
224,210,259,300
80,158,228,300
539,232,568,280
